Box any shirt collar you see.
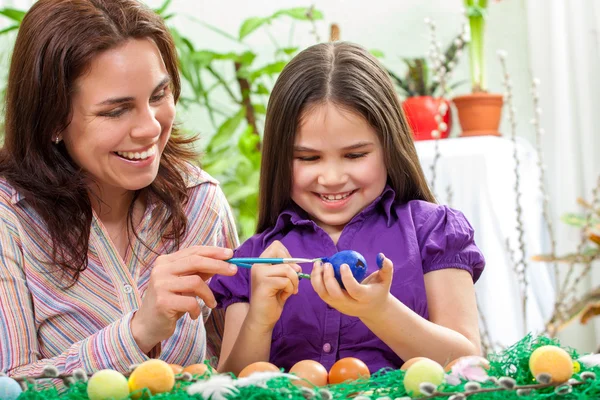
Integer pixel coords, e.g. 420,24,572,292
263,185,397,245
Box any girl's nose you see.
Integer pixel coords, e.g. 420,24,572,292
317,163,349,186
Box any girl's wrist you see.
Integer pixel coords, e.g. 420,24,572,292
245,309,277,335
360,294,397,324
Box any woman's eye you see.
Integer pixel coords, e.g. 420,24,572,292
346,152,367,159
99,108,127,118
150,89,167,102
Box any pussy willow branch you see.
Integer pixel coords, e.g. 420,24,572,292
498,51,529,334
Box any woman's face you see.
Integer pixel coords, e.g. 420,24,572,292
61,38,175,198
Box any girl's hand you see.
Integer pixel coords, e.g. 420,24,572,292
131,246,237,353
246,240,301,330
311,253,394,319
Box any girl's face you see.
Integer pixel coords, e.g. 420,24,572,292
291,102,388,237
61,38,175,199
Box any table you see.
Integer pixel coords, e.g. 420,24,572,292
415,136,556,348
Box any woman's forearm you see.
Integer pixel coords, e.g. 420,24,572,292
360,296,480,366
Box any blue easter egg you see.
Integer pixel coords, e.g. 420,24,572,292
322,250,368,288
0,376,22,400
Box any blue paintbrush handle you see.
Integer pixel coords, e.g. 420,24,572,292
227,257,285,264
231,261,311,280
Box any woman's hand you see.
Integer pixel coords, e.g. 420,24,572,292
246,240,301,331
131,246,237,353
311,253,394,319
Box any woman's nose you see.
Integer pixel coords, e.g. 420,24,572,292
130,106,162,139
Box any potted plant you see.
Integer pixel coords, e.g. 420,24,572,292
452,0,504,136
388,34,466,141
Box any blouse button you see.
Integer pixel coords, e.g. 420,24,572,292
123,284,133,294
322,343,332,353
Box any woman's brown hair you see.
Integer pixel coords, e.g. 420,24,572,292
0,0,197,283
257,41,435,233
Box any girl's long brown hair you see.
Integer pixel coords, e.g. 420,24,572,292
0,0,198,284
257,42,435,233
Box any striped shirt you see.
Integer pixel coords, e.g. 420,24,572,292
0,166,239,378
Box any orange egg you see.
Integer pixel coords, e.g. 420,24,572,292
238,361,280,378
169,364,184,374
289,360,328,387
182,363,209,376
444,355,490,372
328,357,370,384
401,357,429,371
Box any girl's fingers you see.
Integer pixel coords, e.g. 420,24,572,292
261,240,292,258
379,255,394,284
311,261,329,299
322,262,345,299
340,264,367,300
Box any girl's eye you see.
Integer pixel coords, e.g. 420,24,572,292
296,155,319,162
346,152,367,159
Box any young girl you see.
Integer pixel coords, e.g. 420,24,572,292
209,41,485,375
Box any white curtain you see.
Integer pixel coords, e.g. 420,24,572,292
525,0,600,351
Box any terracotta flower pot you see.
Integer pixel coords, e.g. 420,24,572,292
402,96,451,141
452,92,503,137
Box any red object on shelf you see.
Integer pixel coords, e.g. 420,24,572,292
402,96,452,141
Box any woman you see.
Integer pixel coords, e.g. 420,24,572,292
0,0,238,377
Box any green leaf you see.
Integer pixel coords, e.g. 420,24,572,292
237,51,257,67
192,18,241,43
223,176,259,204
239,16,270,40
250,61,287,80
238,126,261,159
204,152,241,176
253,104,266,114
561,213,588,228
254,84,270,95
154,0,172,16
370,49,385,58
273,7,324,21
0,24,18,35
276,47,299,56
466,5,488,19
207,109,245,151
0,8,26,23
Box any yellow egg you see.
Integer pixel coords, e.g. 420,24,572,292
87,370,129,400
403,359,445,397
128,359,175,398
401,357,429,371
573,361,581,374
529,345,573,383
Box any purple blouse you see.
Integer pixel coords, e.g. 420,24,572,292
210,186,485,373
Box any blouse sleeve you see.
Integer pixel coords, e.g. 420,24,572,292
208,242,253,310
416,204,485,282
0,202,149,380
